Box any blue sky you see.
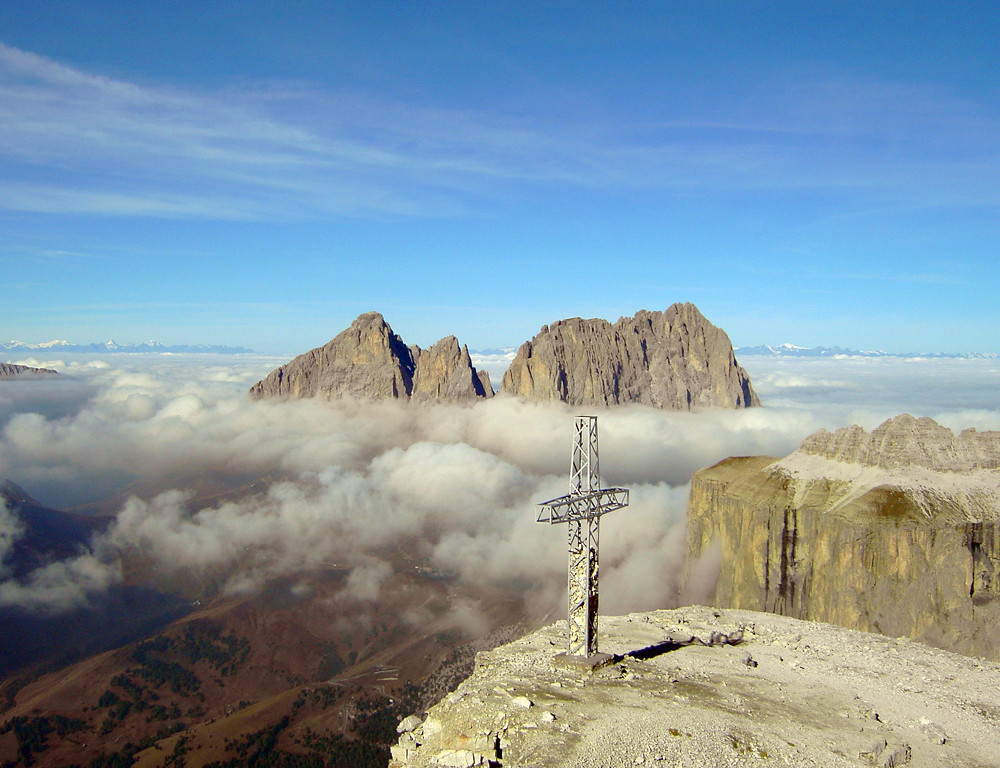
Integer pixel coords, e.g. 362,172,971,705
1,2,998,355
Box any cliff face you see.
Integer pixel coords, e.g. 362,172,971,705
251,303,755,408
410,336,492,403
499,304,758,409
685,415,1000,660
249,312,492,403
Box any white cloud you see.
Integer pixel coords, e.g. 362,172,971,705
0,354,996,616
0,501,25,578
0,550,121,614
341,558,393,603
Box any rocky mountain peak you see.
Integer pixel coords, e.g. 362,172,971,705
411,336,492,403
0,480,38,508
249,312,492,403
687,414,1000,665
0,362,59,379
796,414,1000,471
499,303,758,409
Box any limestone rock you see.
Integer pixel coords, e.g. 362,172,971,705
685,415,1000,661
0,362,58,379
398,714,424,734
499,304,758,409
388,607,1000,767
799,413,1000,471
411,336,492,403
249,312,492,403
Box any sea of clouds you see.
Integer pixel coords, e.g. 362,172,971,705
0,353,998,619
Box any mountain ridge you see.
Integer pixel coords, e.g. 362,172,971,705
685,414,1000,661
2,340,253,355
500,304,759,409
249,312,492,403
0,363,59,379
737,343,997,359
388,606,1000,768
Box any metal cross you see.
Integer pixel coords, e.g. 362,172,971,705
537,416,629,658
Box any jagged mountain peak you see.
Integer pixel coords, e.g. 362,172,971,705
249,312,492,404
793,414,1000,472
500,303,759,409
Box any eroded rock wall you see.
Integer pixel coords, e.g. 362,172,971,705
499,303,758,410
411,336,492,403
0,362,58,379
685,418,1000,660
249,312,492,403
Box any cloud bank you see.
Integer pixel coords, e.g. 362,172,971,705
0,354,997,617
0,500,25,579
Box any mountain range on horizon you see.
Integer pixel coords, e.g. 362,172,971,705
735,342,998,359
5,338,997,361
2,339,254,355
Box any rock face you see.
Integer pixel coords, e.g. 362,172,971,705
411,336,493,404
249,312,492,403
389,606,1000,768
685,414,1000,660
499,304,758,409
799,414,1000,472
0,362,58,379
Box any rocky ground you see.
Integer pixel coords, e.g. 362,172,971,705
389,606,1000,768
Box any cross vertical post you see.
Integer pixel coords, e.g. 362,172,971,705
538,416,629,660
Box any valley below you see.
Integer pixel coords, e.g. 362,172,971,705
1,551,535,768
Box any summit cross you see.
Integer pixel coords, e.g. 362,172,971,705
537,416,629,659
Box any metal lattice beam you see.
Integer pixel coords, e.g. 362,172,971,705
537,416,629,658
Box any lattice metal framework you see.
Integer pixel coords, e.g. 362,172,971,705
537,416,629,657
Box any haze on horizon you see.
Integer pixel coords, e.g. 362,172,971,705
2,2,998,356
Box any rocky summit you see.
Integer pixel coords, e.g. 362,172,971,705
411,335,494,404
0,362,58,379
389,606,1000,768
499,304,759,409
686,414,1000,661
249,312,492,403
798,413,1000,472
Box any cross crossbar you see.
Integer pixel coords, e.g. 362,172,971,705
536,487,629,524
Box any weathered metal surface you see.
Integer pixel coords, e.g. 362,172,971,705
537,416,629,658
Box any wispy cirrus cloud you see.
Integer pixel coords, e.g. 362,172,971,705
1,42,997,221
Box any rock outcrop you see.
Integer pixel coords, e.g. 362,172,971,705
799,414,1000,472
411,336,493,404
249,312,492,403
0,362,58,379
685,414,1000,660
499,304,758,409
389,606,1000,767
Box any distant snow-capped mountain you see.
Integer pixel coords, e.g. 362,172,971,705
2,340,253,354
736,344,997,359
